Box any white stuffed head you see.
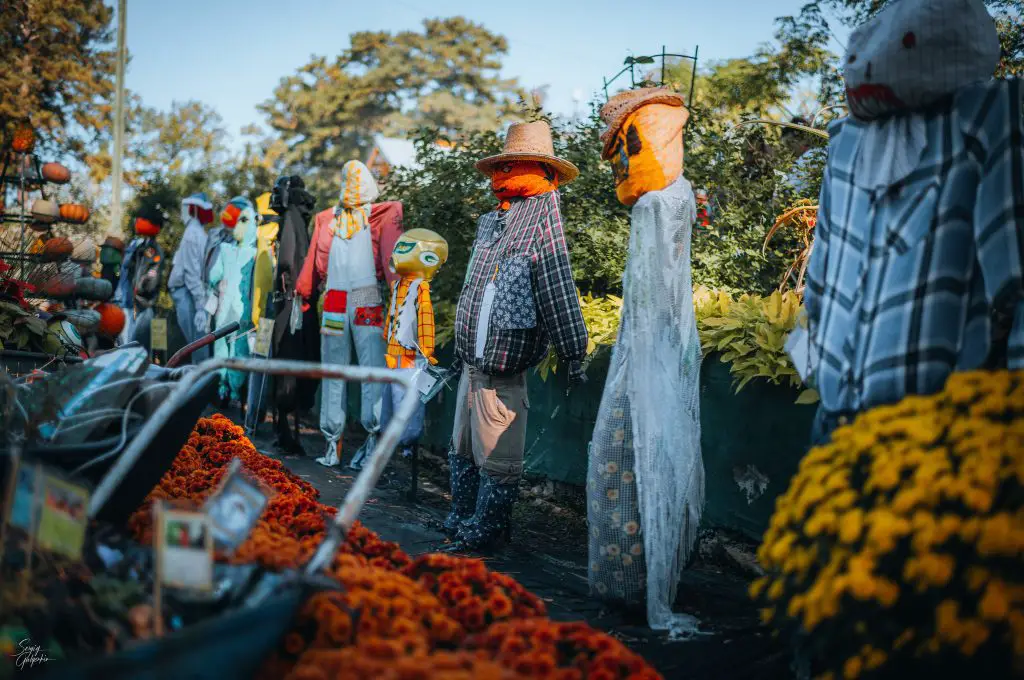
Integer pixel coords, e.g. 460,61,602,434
843,0,1000,121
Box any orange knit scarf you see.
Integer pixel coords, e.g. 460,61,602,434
490,161,559,210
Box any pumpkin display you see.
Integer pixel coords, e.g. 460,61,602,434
31,199,59,224
41,162,71,184
40,237,74,262
59,203,91,224
40,275,76,299
11,125,34,153
95,302,126,338
73,276,113,302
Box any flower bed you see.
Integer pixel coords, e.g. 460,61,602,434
130,414,662,679
751,370,1024,679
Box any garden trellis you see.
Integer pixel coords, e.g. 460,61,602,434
603,46,699,107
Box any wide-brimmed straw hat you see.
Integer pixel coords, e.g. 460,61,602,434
475,121,579,183
599,87,688,158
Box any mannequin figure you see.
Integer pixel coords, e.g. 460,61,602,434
588,87,703,634
168,192,214,364
379,228,449,459
296,160,402,468
114,202,166,346
244,191,280,436
208,196,258,403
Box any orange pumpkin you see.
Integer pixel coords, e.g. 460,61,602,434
59,203,91,224
41,162,71,184
11,125,34,153
41,237,74,262
41,275,76,299
95,303,126,338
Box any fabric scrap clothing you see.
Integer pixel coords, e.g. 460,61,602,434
384,277,436,369
451,367,529,485
805,79,1024,424
209,219,257,402
115,237,164,344
453,192,588,375
168,218,209,359
587,175,703,633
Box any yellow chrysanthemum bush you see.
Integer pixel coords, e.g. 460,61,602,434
751,370,1024,679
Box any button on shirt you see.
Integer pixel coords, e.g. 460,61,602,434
455,192,588,376
805,79,1024,415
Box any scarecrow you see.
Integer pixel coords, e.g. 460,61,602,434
269,176,319,455
296,160,403,468
114,200,167,345
208,196,258,403
99,235,125,289
379,228,449,458
805,0,1023,445
168,192,214,363
588,87,703,633
442,121,588,553
194,196,237,362
244,191,280,436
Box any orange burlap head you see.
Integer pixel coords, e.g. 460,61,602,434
605,103,686,206
490,161,559,211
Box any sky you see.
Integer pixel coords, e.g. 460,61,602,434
121,0,841,146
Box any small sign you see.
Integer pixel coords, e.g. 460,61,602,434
150,318,168,351
156,503,213,591
203,459,270,552
35,473,90,560
252,319,274,358
6,460,42,534
419,364,458,404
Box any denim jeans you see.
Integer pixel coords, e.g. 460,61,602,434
380,373,426,446
169,286,206,364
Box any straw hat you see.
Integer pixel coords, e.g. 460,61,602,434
599,87,688,158
475,121,579,183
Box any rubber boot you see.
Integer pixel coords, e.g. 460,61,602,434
448,473,517,553
442,448,479,536
275,412,304,456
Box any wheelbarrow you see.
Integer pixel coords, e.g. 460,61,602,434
31,359,418,680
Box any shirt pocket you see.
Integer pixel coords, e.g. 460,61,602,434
881,179,940,256
490,255,537,330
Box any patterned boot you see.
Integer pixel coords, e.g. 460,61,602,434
442,448,480,536
445,473,517,553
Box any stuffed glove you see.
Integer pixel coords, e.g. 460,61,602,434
193,309,209,336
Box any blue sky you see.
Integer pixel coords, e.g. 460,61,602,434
121,0,844,144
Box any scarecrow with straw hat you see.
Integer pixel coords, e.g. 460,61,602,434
441,121,589,554
587,86,704,633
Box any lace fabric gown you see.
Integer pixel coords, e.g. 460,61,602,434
587,174,704,633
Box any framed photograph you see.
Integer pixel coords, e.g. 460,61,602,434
204,459,270,552
156,504,213,591
35,472,90,560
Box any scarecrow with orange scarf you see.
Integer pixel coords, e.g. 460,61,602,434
587,88,703,634
296,160,403,468
442,121,588,553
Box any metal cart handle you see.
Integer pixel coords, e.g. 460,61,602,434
87,358,419,574
165,322,241,368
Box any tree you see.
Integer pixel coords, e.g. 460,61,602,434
0,0,116,162
260,17,525,204
125,100,229,187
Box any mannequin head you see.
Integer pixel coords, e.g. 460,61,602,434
221,196,256,245
474,121,578,210
600,88,688,206
133,204,165,237
490,161,559,204
255,192,279,251
389,228,449,281
181,192,214,226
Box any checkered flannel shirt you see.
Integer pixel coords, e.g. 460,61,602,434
455,192,588,376
805,79,1024,415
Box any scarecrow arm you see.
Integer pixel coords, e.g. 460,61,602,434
803,163,832,349
534,200,588,363
371,201,403,287
295,212,323,300
180,226,208,304
417,282,437,364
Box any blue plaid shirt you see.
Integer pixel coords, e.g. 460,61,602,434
805,79,1024,415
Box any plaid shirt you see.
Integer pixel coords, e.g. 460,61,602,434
455,192,588,375
806,79,1024,415
384,277,435,369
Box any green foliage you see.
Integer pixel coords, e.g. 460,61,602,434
0,0,116,165
260,17,525,205
536,293,622,380
693,286,816,402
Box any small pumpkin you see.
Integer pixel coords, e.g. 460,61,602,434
74,276,112,302
40,275,76,299
11,125,34,153
59,203,90,224
41,237,74,262
95,302,126,338
41,162,71,184
63,309,101,334
31,199,60,223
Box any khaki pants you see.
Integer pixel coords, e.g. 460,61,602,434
451,366,529,484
